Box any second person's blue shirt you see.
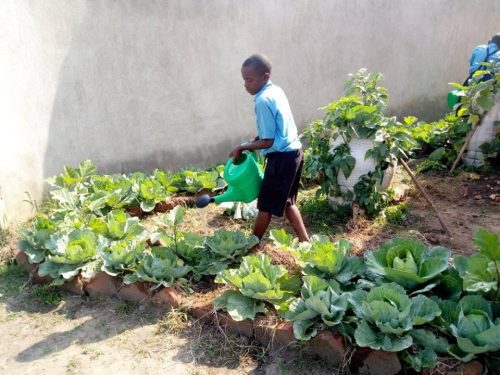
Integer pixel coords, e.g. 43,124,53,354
469,42,500,74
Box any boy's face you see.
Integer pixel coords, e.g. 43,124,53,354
241,66,269,95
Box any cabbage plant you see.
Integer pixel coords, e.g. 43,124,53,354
170,168,224,194
18,217,56,264
89,209,146,242
46,160,96,190
99,239,146,276
123,247,191,288
455,228,499,298
171,232,231,279
204,229,259,262
270,229,364,283
85,174,136,213
349,283,441,352
152,208,258,280
284,275,348,340
178,230,258,280
37,229,99,285
364,237,450,289
214,254,301,321
436,295,500,361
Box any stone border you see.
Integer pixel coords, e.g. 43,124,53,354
13,248,482,375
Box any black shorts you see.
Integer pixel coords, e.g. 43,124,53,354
257,149,304,217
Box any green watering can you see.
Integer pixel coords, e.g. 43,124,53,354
196,150,264,208
447,89,461,109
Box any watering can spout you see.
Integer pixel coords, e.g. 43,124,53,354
213,187,247,204
195,151,263,208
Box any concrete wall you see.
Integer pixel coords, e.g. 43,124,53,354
1,0,499,225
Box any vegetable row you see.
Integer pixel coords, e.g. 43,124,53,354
19,206,258,288
214,228,500,372
46,160,225,215
21,208,499,372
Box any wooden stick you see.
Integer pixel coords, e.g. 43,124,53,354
398,158,452,237
449,122,480,174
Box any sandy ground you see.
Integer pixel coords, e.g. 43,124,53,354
0,285,333,375
0,167,498,375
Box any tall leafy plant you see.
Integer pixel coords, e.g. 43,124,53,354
302,69,413,215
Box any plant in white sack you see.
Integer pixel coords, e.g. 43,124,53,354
303,69,413,215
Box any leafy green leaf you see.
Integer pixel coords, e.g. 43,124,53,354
455,254,498,294
474,228,500,261
215,255,300,309
99,239,146,276
126,247,191,288
354,320,413,352
213,290,266,321
402,347,438,372
409,295,441,325
364,237,450,289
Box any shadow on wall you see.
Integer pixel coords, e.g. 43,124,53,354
42,1,495,181
42,2,251,180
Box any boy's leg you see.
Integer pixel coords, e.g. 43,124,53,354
285,204,310,243
253,211,272,240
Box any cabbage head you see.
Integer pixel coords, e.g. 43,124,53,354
214,254,301,320
38,229,98,284
437,295,500,361
284,275,348,340
365,237,450,289
124,247,191,288
349,283,441,352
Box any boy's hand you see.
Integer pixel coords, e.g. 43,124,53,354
230,146,243,161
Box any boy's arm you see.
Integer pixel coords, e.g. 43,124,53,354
230,138,274,160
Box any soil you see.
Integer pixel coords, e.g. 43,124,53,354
1,167,498,374
326,169,500,256
256,244,301,275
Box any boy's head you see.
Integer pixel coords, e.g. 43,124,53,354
490,33,500,48
241,54,272,95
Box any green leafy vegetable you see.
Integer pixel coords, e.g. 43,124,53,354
99,239,146,276
213,290,266,321
214,254,301,320
124,247,191,288
364,237,450,289
284,275,348,340
272,233,363,283
455,228,499,298
89,209,146,241
204,229,259,262
348,283,441,352
38,229,98,285
437,295,500,361
18,217,56,264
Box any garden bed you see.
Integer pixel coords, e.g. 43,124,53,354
13,247,485,375
7,157,500,374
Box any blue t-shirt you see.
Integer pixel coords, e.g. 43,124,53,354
253,81,302,156
469,42,500,74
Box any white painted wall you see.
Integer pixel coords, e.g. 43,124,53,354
1,0,499,225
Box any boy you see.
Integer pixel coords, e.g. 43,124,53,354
230,53,310,243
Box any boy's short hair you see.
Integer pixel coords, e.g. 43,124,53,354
490,33,500,47
242,54,272,76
